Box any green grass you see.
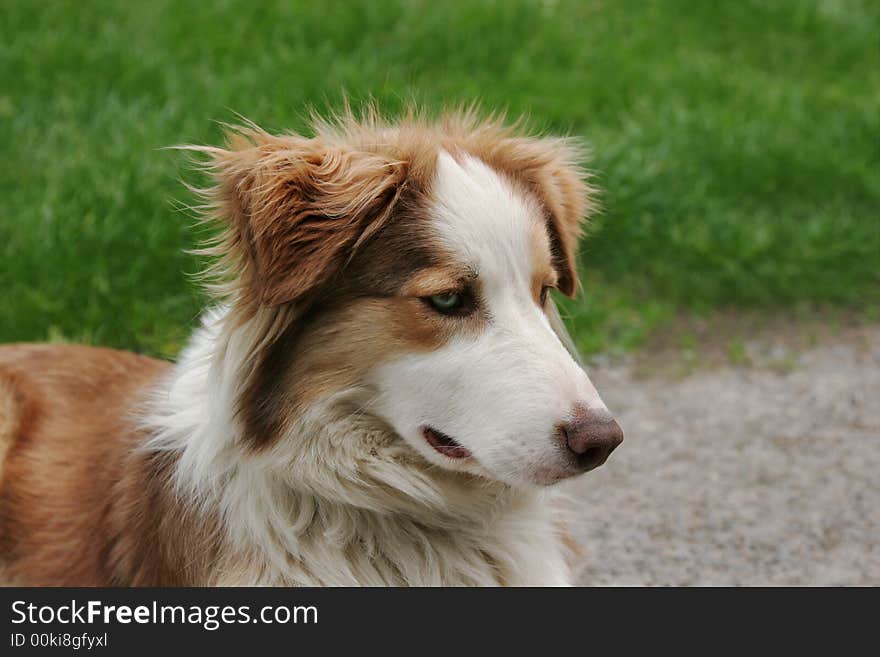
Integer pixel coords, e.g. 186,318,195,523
2,0,878,357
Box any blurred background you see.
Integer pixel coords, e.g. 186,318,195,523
1,0,878,584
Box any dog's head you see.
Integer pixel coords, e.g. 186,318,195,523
197,110,622,488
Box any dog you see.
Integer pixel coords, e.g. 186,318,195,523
0,108,622,586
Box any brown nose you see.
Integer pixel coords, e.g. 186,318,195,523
560,409,624,472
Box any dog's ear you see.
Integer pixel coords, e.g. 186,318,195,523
204,127,407,307
478,136,595,297
527,140,593,298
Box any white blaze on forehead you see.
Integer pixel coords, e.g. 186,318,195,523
430,150,549,289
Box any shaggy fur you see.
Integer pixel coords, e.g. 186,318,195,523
0,108,616,586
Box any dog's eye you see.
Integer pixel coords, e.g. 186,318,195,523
424,290,479,317
427,292,463,314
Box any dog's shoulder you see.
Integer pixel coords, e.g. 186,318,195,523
0,342,170,467
0,343,171,584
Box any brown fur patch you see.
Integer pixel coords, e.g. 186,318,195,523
283,296,459,408
0,373,27,486
401,266,473,297
0,345,225,585
526,214,558,305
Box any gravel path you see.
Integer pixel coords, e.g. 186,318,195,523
571,325,880,586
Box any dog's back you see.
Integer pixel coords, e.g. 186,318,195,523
0,344,170,584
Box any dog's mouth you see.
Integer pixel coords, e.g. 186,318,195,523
422,426,471,459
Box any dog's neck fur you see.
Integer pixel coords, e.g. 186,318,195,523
143,307,572,586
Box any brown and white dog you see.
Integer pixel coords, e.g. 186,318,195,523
0,109,622,586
